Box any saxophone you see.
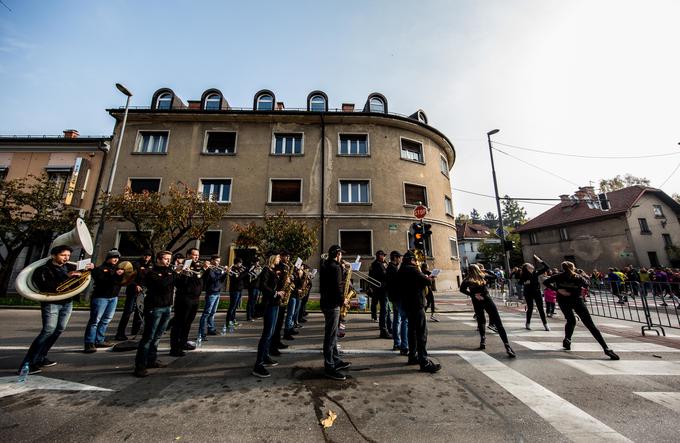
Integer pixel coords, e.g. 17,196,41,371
279,263,295,306
340,263,358,319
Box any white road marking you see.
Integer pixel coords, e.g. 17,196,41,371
514,341,680,353
634,392,680,412
0,375,112,399
458,351,631,442
508,331,618,338
558,359,680,375
599,323,633,329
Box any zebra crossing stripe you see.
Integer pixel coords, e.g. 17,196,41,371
458,351,631,442
558,359,680,376
634,392,680,413
514,341,680,353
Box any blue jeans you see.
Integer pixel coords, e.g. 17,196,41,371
228,290,242,323
84,297,118,344
284,297,299,331
135,306,171,369
199,292,221,337
392,301,409,350
21,301,73,368
246,287,259,320
254,304,279,367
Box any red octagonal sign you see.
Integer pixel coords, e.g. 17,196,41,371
413,205,428,219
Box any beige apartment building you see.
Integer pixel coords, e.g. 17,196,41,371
101,88,462,289
515,186,680,270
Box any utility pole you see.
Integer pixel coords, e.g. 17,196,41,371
487,129,511,278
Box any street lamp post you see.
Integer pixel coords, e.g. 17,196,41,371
487,129,511,279
91,83,133,264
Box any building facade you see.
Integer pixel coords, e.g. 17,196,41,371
456,222,499,269
101,88,462,289
515,186,680,270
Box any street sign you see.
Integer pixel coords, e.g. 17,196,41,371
413,205,428,219
495,228,508,237
388,223,398,231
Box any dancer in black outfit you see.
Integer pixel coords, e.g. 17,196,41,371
519,254,550,331
460,264,516,358
543,261,620,360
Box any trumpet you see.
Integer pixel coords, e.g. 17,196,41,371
208,264,230,273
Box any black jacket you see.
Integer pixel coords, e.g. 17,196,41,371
543,272,589,297
519,261,550,297
258,266,280,306
174,263,204,302
397,263,432,312
125,258,152,296
460,280,491,301
368,260,388,297
91,262,124,299
386,262,400,303
228,264,247,292
144,265,176,309
32,261,76,304
320,259,344,310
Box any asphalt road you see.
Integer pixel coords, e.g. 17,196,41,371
1,294,679,442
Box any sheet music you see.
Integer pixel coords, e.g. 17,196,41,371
355,255,361,263
183,259,192,270
350,262,361,271
77,258,91,270
431,269,441,277
294,257,303,269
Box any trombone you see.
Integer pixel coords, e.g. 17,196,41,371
341,260,381,288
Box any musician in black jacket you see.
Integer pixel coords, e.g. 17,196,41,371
320,245,352,381
387,251,408,353
115,251,152,341
398,250,440,373
227,257,247,327
134,251,176,377
169,248,207,357
369,250,392,339
252,254,283,378
269,250,292,355
84,249,125,353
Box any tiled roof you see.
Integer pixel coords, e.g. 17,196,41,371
456,222,496,240
515,186,680,232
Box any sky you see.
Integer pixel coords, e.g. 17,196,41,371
1,0,680,218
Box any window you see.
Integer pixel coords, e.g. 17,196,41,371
653,205,665,218
339,230,372,256
204,93,221,110
417,111,428,124
309,94,326,112
129,178,161,193
529,232,538,245
199,231,221,256
136,131,168,153
116,231,150,257
201,179,232,203
204,132,236,154
559,227,569,241
47,170,70,197
0,167,7,181
444,196,453,215
270,179,302,203
639,218,651,234
449,237,459,258
369,97,385,113
440,156,449,176
648,251,660,267
401,138,424,163
663,233,673,248
339,180,370,204
273,133,303,155
404,183,427,206
156,93,172,110
256,94,274,111
339,134,368,155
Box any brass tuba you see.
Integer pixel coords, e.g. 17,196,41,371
15,218,94,302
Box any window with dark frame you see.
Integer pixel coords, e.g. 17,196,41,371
339,230,372,256
339,134,368,155
256,94,274,111
47,170,70,197
639,218,651,234
559,227,569,241
444,196,453,215
205,132,236,154
117,231,149,257
339,180,370,203
401,139,423,163
529,232,538,245
404,183,427,206
270,179,302,203
440,156,449,176
156,93,172,110
201,179,231,203
274,133,303,155
204,94,221,110
199,231,221,256
450,238,458,258
663,233,673,248
653,205,665,218
137,131,168,153
129,178,161,194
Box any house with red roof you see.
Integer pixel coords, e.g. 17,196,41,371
456,222,500,268
515,186,680,270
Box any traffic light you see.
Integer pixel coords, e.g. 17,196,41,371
411,222,424,251
423,223,432,239
504,240,514,251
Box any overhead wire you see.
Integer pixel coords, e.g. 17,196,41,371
452,188,558,206
659,160,680,188
492,146,581,187
493,141,680,160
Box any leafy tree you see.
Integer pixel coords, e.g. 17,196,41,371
479,211,499,228
104,183,229,254
477,231,523,268
501,196,528,228
0,174,80,296
470,208,481,222
232,210,318,261
599,174,650,193
455,213,471,224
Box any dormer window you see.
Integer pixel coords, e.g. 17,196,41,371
204,93,221,110
369,97,385,113
309,95,326,112
256,93,274,111
417,111,427,124
156,93,172,110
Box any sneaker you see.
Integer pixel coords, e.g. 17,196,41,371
294,323,303,329
183,342,197,351
38,358,57,368
133,367,148,378
505,344,516,358
325,369,347,381
114,335,128,341
169,350,186,357
604,349,620,360
335,360,351,370
562,338,571,351
420,361,442,373
430,315,439,322
525,322,531,330
252,365,271,378
479,337,486,350
263,357,279,367
17,365,42,375
487,324,498,333
147,360,167,368
95,341,113,348
84,343,97,353
543,323,551,332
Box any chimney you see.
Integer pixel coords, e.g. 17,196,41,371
559,194,571,208
579,186,597,201
275,101,285,111
342,103,355,112
187,100,201,109
63,129,79,139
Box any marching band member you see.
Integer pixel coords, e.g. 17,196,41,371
246,257,263,321
387,251,408,354
252,254,283,378
369,250,391,338
320,245,351,381
18,245,94,375
227,257,247,328
198,255,227,340
115,250,152,341
83,249,125,353
269,250,292,355
169,248,207,357
297,264,313,323
134,251,176,377
283,265,305,340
